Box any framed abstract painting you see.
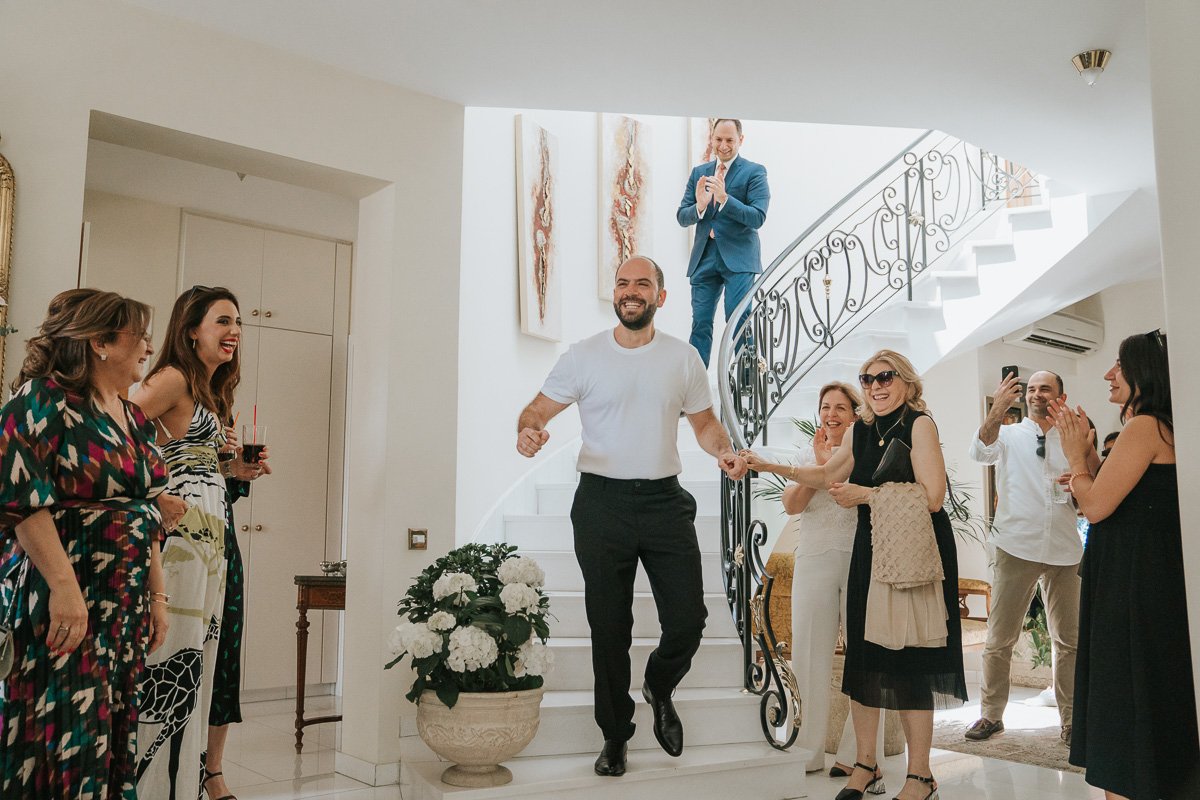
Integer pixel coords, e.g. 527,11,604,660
515,114,561,341
597,113,653,299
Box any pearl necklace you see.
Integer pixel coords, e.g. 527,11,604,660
873,409,905,446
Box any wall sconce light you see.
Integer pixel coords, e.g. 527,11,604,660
1072,49,1111,86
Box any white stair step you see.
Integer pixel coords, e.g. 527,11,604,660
547,591,737,638
404,740,810,800
399,688,768,760
542,637,742,691
969,239,1016,265
504,515,722,553
537,480,721,516
1005,204,1053,231
532,550,726,594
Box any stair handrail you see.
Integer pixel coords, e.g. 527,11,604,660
716,131,1036,749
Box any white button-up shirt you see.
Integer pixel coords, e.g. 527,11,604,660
968,417,1082,565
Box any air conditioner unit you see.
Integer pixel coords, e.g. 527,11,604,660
1002,312,1103,356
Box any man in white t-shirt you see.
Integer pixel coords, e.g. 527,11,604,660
965,371,1096,746
517,256,747,777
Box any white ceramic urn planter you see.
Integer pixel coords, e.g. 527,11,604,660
415,687,546,787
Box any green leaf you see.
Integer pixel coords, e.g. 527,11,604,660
504,615,532,643
437,683,460,709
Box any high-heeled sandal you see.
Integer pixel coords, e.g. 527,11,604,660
893,773,938,800
202,769,237,800
829,762,853,778
834,761,886,800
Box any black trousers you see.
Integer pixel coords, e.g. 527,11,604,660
570,472,708,742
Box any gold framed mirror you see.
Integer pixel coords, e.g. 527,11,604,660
0,147,14,391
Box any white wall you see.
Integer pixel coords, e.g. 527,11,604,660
456,108,920,538
1147,0,1200,718
0,0,463,779
85,140,360,243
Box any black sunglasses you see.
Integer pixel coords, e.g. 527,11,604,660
859,370,896,389
1036,434,1046,459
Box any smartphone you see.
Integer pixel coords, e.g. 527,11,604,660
1001,365,1019,381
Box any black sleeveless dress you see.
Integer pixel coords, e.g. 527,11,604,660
1069,462,1200,799
841,406,968,710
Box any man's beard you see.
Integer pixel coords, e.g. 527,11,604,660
613,297,657,330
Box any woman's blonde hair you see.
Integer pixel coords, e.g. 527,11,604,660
857,349,927,424
817,381,863,416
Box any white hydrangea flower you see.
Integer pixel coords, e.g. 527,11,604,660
445,625,499,673
389,620,443,659
514,637,555,677
498,556,545,588
499,582,542,616
407,624,445,659
388,620,417,657
432,572,478,606
426,611,456,631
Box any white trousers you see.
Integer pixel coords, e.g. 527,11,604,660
791,548,887,771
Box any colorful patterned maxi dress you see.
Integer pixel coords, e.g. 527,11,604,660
0,378,169,800
135,402,228,799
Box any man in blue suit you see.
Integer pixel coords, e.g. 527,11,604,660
676,119,770,366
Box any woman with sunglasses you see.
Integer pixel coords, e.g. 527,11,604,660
741,381,893,778
130,287,267,800
0,289,171,798
1053,331,1198,800
782,350,966,800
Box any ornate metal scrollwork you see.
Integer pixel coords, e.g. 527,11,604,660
717,131,1035,749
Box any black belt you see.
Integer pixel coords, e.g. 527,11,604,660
579,473,680,494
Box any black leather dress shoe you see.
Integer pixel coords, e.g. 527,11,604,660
641,682,683,757
594,739,627,776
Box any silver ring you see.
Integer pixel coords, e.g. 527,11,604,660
57,624,70,632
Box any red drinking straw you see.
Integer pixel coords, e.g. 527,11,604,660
252,404,257,444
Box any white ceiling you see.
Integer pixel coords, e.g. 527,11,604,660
117,0,1157,195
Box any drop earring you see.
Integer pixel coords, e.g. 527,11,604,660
191,339,197,349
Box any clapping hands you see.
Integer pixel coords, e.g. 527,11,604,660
1048,397,1095,465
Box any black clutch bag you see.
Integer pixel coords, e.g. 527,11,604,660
872,438,915,484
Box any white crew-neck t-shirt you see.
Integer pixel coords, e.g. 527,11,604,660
540,329,712,480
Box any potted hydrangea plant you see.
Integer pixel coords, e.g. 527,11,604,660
386,542,553,787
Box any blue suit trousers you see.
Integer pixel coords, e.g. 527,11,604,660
689,240,756,367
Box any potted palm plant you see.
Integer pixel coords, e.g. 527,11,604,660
386,542,553,787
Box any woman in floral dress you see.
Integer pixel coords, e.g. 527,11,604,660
132,286,266,800
0,289,173,799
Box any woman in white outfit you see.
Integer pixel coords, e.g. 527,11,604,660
743,381,887,775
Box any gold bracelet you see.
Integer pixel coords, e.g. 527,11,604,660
150,591,170,601
151,598,169,606
1067,472,1091,495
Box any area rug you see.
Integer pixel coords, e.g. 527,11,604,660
931,718,1082,773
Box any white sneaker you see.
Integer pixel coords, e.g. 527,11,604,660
1023,686,1058,707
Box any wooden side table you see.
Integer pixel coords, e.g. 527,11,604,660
294,574,346,752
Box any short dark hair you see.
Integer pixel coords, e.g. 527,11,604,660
1103,431,1120,447
617,255,665,292
1049,371,1064,395
712,118,743,136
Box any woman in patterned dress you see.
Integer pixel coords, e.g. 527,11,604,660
131,287,267,800
0,289,176,799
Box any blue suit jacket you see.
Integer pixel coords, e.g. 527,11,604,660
676,157,770,277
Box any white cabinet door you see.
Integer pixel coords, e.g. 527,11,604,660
241,328,334,691
261,230,336,335
179,214,264,314
228,325,260,689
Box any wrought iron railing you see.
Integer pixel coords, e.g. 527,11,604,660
717,132,1036,748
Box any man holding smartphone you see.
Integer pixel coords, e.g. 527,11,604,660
965,370,1095,746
